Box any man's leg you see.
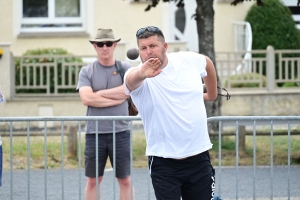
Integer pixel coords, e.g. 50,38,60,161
149,156,184,200
85,176,103,200
108,131,133,200
84,134,109,200
181,151,215,200
117,176,135,200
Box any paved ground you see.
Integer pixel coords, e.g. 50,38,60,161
0,166,299,200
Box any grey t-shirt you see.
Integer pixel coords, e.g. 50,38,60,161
77,60,132,134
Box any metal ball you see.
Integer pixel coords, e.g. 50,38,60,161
126,48,139,60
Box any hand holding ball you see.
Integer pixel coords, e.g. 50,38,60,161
126,48,139,60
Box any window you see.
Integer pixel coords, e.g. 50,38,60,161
21,0,85,33
175,7,185,40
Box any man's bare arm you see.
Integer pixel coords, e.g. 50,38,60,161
79,86,124,107
126,58,162,91
203,56,218,101
95,85,129,100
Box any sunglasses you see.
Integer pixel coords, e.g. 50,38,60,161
95,42,114,48
136,26,164,37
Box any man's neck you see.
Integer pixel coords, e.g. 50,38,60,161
98,58,115,66
160,54,168,70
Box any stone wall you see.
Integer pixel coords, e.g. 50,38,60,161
222,91,300,116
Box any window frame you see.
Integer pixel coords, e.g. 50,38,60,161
20,0,86,33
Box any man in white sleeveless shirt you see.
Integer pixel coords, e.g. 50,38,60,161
124,26,218,200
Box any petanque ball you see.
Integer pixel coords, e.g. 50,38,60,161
126,48,139,60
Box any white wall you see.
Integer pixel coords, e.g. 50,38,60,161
214,1,255,52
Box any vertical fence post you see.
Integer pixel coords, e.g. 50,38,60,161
238,126,246,153
267,45,275,91
68,125,78,159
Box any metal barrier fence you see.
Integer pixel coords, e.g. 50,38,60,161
208,116,300,200
0,116,300,200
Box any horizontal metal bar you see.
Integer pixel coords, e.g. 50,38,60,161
208,116,300,126
1,116,299,123
0,116,142,122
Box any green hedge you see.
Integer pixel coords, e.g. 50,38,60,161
245,0,300,85
15,48,82,94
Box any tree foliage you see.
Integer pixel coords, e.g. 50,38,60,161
246,0,300,50
142,0,267,11
139,0,300,12
245,0,300,83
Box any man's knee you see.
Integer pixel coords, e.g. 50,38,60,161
86,177,103,188
117,176,131,187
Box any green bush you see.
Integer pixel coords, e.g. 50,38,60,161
15,48,82,94
245,0,300,85
225,73,267,88
282,80,300,87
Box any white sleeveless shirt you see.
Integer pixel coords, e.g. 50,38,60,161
124,51,213,158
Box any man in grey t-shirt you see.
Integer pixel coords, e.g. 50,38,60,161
77,28,133,200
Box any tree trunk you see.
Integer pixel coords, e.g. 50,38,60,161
196,0,222,131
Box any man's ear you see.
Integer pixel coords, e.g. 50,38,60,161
164,42,168,52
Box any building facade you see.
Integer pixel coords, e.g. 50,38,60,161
1,0,254,57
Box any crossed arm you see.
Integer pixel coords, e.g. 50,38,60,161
79,85,129,108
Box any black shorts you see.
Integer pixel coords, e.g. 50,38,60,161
148,151,215,200
84,130,131,178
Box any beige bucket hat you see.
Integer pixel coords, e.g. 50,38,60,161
89,28,121,44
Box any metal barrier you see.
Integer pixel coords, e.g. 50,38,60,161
0,116,141,200
208,116,300,200
0,116,300,200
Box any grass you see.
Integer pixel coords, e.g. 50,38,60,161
1,136,79,169
1,132,300,169
210,135,300,166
